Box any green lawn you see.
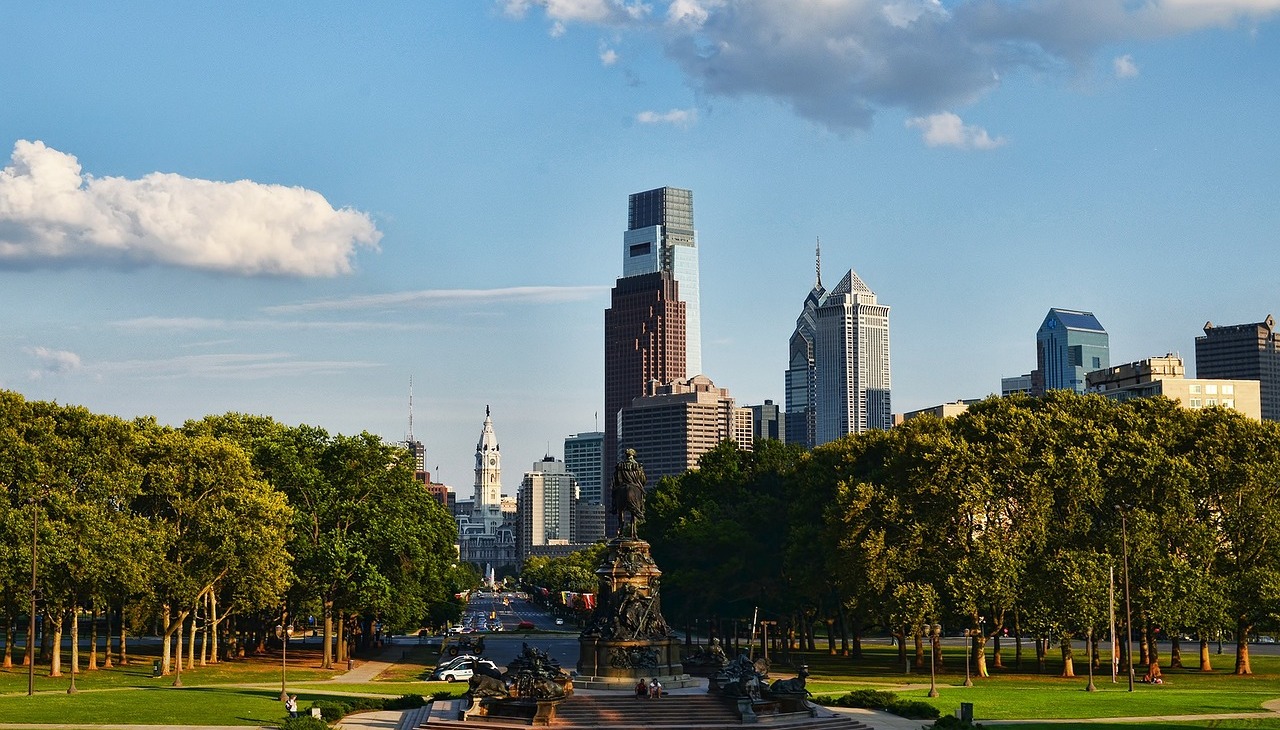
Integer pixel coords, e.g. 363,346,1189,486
1006,722,1280,729
0,686,364,726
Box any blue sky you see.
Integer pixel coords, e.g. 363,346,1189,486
2,1,1278,492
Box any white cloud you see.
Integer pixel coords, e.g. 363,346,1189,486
503,0,1280,132
1113,54,1140,78
600,40,620,64
636,108,697,126
501,0,652,25
0,140,380,276
906,112,1006,150
263,285,609,314
24,346,82,379
97,352,381,380
110,316,425,332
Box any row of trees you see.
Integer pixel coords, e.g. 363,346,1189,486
0,390,463,676
643,392,1280,676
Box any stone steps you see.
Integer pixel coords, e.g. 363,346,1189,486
414,695,874,730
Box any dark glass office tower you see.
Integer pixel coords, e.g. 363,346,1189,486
1196,315,1280,421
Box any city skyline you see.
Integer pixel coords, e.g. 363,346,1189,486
2,3,1279,492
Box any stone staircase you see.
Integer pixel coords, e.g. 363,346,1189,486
408,695,874,730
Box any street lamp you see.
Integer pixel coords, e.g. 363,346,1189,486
963,627,974,687
28,493,40,697
1086,626,1097,692
276,621,295,701
1117,504,1135,693
928,624,942,698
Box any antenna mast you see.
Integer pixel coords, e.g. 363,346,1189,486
407,375,415,441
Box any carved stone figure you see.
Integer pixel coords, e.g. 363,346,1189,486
768,665,812,697
467,673,510,699
612,449,646,538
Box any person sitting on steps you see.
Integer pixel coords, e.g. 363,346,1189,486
635,678,647,699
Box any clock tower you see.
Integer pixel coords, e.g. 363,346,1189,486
473,406,504,534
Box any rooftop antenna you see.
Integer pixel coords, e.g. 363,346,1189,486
407,375,415,441
595,411,598,431
816,236,822,289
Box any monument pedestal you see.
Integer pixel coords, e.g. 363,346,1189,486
576,536,688,689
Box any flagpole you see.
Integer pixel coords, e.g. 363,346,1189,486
1110,565,1118,683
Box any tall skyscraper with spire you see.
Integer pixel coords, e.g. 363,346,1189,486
403,377,426,474
814,267,892,442
622,186,702,376
785,240,825,448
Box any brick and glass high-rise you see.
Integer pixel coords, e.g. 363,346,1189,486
603,271,685,528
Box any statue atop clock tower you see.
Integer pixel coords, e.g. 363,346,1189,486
473,406,504,535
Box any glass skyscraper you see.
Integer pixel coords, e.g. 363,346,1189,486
814,268,892,443
622,186,702,376
1035,308,1109,394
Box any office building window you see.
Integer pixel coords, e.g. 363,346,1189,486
1222,384,1234,394
1206,384,1218,395
1190,398,1202,407
1191,385,1202,394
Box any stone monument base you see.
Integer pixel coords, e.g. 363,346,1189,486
577,636,685,682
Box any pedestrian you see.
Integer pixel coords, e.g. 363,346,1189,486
285,695,298,718
649,678,662,698
635,678,647,699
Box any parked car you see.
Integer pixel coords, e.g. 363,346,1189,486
435,654,481,672
554,618,564,626
517,620,535,630
432,659,499,682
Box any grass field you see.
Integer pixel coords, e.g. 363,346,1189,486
0,639,1277,726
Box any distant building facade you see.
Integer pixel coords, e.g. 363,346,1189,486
1195,315,1280,422
1001,374,1034,397
619,375,752,483
564,431,605,506
458,408,517,572
603,271,686,529
785,243,825,448
623,186,702,377
517,456,580,561
814,268,892,443
749,400,784,442
896,400,980,424
1088,354,1261,420
1035,308,1109,394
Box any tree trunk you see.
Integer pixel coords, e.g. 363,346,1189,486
208,591,218,665
104,607,114,668
1170,635,1182,669
174,615,184,678
3,612,13,668
1035,635,1046,673
914,632,925,669
186,612,197,670
976,635,990,678
119,605,129,666
1014,607,1022,669
851,614,863,659
993,633,1004,669
336,611,346,664
40,608,53,663
1235,620,1252,675
1148,626,1160,667
1060,635,1075,678
322,600,334,669
1199,635,1213,672
89,607,99,670
161,611,172,675
895,629,908,672
1139,624,1150,666
826,618,836,655
49,610,64,677
70,607,80,675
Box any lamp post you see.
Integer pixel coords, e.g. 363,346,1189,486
1086,626,1097,692
928,624,941,698
28,494,40,697
1118,504,1135,692
276,621,294,701
963,628,974,687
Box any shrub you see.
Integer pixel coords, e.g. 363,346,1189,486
887,699,939,720
345,697,386,713
277,717,329,730
928,716,984,730
309,700,350,722
385,694,428,710
432,690,456,701
814,688,899,709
